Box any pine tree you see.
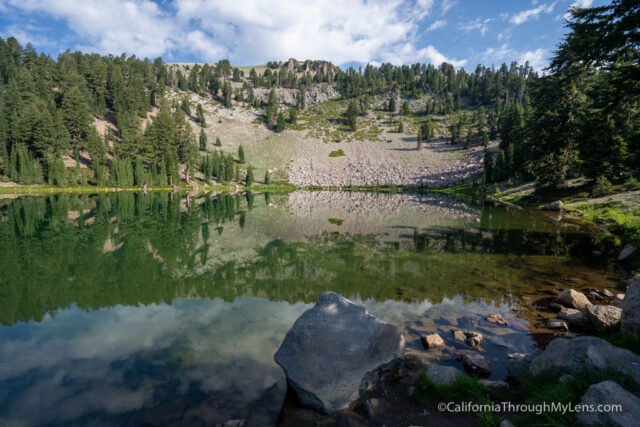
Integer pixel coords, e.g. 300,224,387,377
199,128,207,151
401,101,410,116
215,136,222,147
245,166,254,186
345,101,358,131
264,170,271,184
196,103,206,127
276,113,286,132
238,145,245,163
388,97,396,113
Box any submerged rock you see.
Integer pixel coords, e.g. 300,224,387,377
622,282,640,338
530,336,640,383
585,304,622,331
556,289,592,310
543,318,569,331
618,244,638,262
274,292,404,413
462,352,491,377
577,380,640,426
485,313,508,326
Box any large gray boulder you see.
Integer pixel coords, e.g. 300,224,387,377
274,292,404,413
577,380,640,426
529,336,640,383
425,364,465,386
618,244,638,262
622,282,640,338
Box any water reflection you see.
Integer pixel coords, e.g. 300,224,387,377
0,191,616,426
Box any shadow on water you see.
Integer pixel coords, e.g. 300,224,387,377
0,191,619,426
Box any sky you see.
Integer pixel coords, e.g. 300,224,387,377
0,0,606,71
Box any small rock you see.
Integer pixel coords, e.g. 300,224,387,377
556,289,592,310
587,291,604,302
577,380,640,426
601,289,615,298
452,329,466,342
421,333,445,349
612,294,625,308
462,352,491,377
426,364,464,386
479,379,509,389
618,244,638,262
622,282,640,338
499,419,515,427
216,421,247,427
548,302,564,312
464,331,484,348
485,313,508,326
586,304,622,331
558,307,590,329
541,200,563,211
544,318,569,331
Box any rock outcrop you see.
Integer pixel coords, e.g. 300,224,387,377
529,336,640,383
577,380,640,426
622,282,640,338
274,292,404,413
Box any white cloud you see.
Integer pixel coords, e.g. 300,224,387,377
427,19,447,31
459,18,492,37
482,43,547,70
440,0,456,15
509,1,556,25
0,0,464,66
564,0,593,20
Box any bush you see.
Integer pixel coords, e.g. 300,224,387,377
592,175,613,197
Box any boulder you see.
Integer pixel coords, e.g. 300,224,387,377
585,304,622,331
601,289,615,298
541,200,563,211
530,336,640,383
479,379,509,389
421,333,445,349
612,294,625,308
462,352,491,377
464,331,484,348
556,289,592,310
485,313,508,326
622,282,640,338
543,318,569,331
558,307,590,329
576,380,640,426
618,244,638,262
451,329,466,342
425,364,465,386
274,292,404,413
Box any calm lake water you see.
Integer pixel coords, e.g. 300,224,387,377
0,191,617,426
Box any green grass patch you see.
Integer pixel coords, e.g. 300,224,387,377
328,217,344,226
574,200,640,247
328,149,346,158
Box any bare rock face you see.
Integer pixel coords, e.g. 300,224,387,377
577,381,640,426
556,289,592,310
530,336,640,383
274,292,404,413
585,304,622,331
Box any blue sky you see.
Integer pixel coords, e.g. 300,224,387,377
0,0,606,70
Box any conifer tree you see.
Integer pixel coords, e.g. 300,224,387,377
199,128,207,151
245,166,254,186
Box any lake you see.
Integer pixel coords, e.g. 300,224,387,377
0,191,618,426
